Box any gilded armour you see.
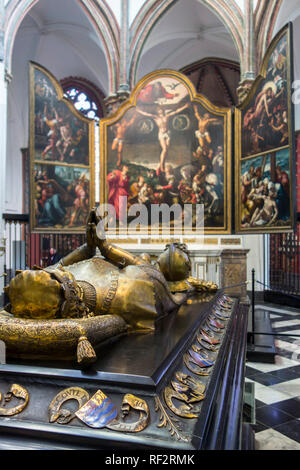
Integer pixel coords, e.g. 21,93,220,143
1,209,218,363
6,215,216,330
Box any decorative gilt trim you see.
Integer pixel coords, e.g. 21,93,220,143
0,384,29,416
48,387,90,424
154,395,189,443
101,270,119,313
77,280,97,313
220,238,241,245
204,238,218,245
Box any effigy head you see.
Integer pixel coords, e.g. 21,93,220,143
6,267,91,320
158,243,191,282
7,269,62,319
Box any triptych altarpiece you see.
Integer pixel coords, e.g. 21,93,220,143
29,62,95,234
235,24,295,234
29,24,295,236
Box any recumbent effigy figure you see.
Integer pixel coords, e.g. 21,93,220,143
0,209,217,366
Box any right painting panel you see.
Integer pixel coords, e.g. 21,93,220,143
235,24,295,233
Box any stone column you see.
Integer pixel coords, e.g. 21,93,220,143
0,0,8,302
21,148,30,214
104,0,131,117
104,91,130,117
220,249,250,304
0,64,8,300
237,0,256,104
119,0,130,95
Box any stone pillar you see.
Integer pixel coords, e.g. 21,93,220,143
104,91,130,117
119,0,130,95
237,0,256,104
0,63,8,300
0,0,8,303
237,78,255,104
104,0,131,117
220,249,250,304
21,148,30,214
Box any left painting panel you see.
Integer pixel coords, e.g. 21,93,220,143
29,63,95,233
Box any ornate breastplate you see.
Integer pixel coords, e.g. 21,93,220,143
101,270,119,314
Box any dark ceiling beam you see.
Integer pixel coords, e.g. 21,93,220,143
214,64,235,106
196,66,206,94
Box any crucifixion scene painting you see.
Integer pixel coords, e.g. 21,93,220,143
102,72,231,234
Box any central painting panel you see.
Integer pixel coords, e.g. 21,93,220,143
100,70,232,236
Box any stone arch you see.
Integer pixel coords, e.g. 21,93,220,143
128,0,244,89
129,0,175,88
255,0,284,68
200,0,243,57
60,75,106,118
4,0,120,94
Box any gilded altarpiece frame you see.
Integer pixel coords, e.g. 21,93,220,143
100,70,232,237
235,24,296,234
29,62,95,233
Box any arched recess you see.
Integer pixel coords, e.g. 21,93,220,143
199,0,243,58
60,76,106,119
272,0,300,37
4,0,120,93
129,0,243,89
129,0,176,88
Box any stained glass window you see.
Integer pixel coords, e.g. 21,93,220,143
64,87,100,121
61,76,105,121
61,77,104,202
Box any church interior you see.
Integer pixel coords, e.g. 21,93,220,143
0,0,299,452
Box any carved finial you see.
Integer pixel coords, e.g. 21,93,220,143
4,68,13,84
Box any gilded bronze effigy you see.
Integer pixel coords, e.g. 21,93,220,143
0,208,220,364
0,312,128,365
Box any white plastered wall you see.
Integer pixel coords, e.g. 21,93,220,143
5,0,109,214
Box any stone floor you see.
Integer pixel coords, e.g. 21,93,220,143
245,303,300,450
